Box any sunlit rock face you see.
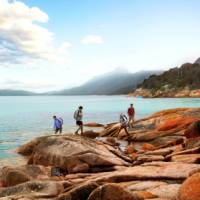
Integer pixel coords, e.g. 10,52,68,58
17,135,131,173
1,108,200,199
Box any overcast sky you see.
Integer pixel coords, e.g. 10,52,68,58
0,0,200,92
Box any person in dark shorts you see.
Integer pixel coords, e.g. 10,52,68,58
53,115,63,134
74,106,83,135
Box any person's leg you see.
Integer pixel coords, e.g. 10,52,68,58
130,116,134,128
80,125,83,135
75,124,80,135
124,126,131,144
75,121,79,134
124,126,130,137
75,127,79,134
128,116,131,128
55,128,58,134
116,124,123,138
59,128,62,134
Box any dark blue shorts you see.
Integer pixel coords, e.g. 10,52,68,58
76,121,83,126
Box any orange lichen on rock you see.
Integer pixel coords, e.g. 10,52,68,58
125,145,137,154
136,191,157,199
157,117,197,131
178,172,200,200
129,153,138,160
152,108,189,118
141,143,156,151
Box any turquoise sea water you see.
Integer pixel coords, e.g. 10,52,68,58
1,95,200,164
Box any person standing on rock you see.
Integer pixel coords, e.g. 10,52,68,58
53,115,63,134
116,113,130,139
74,106,83,135
127,103,135,128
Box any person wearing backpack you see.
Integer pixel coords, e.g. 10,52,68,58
116,113,130,138
53,115,63,134
74,106,83,135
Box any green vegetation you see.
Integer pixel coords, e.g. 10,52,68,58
138,62,200,91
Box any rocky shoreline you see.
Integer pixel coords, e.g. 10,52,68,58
1,108,200,199
130,87,200,98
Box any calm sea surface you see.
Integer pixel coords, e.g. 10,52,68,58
1,95,200,165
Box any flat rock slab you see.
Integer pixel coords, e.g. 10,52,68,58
147,184,180,200
93,162,200,183
18,135,130,173
171,154,200,163
123,181,168,191
137,155,164,162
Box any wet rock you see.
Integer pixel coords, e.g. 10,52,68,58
178,172,200,200
87,183,142,200
18,135,130,173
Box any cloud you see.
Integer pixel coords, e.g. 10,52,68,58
0,0,71,65
81,34,103,45
0,79,55,91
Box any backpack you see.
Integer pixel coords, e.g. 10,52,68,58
58,118,63,125
74,110,79,120
51,167,61,176
120,114,128,124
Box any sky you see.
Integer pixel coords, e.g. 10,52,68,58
0,0,200,92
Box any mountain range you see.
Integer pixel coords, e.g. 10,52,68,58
49,69,162,95
0,69,161,96
0,89,36,96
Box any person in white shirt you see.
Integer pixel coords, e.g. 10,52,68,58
74,106,83,135
116,113,130,138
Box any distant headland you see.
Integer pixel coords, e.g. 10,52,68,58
130,57,200,98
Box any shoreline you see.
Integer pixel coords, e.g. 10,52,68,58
1,107,200,199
